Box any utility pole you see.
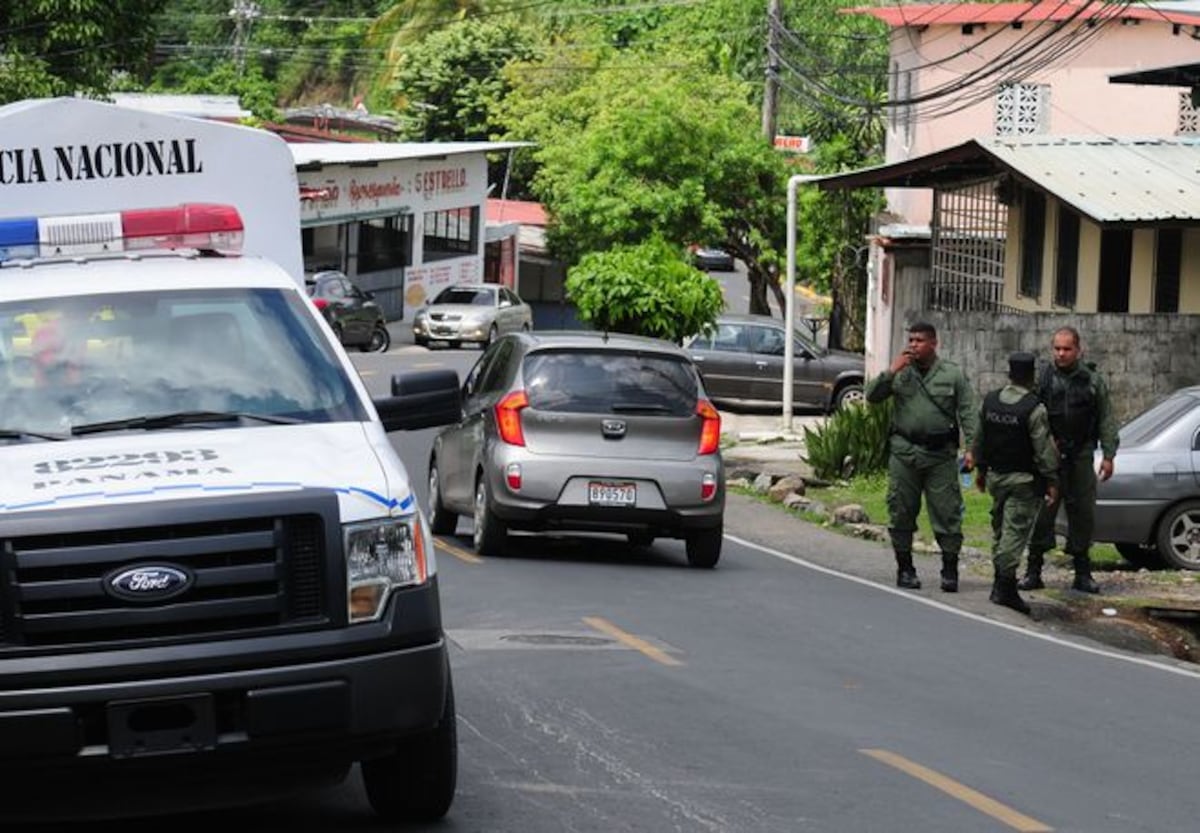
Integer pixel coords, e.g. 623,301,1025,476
229,0,261,76
762,0,781,140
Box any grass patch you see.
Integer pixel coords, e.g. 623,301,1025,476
789,472,1122,563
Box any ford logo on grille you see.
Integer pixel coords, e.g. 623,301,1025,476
105,564,194,603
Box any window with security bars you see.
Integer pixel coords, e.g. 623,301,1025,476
995,83,1049,136
1019,189,1046,299
1155,228,1182,313
1178,91,1199,135
1053,208,1079,307
928,179,1008,311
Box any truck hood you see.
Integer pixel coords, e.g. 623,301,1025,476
0,423,412,520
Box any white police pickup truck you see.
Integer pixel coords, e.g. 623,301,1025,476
0,100,462,823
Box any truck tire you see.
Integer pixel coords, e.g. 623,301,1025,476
362,674,457,822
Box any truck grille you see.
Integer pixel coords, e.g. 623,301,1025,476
0,491,342,649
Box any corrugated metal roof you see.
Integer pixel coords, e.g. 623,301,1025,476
983,136,1200,223
812,136,1200,224
106,93,252,120
850,1,1200,27
487,198,547,227
289,140,532,167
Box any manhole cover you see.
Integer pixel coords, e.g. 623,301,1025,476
499,633,612,647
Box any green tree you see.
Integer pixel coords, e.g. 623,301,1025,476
502,50,792,316
383,17,537,141
365,0,485,112
174,64,282,122
0,0,167,103
565,238,724,343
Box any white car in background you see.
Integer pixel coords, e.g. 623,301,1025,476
412,283,533,349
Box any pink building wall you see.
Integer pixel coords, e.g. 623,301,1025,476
875,8,1200,224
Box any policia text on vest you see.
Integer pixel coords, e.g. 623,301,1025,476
973,351,1060,615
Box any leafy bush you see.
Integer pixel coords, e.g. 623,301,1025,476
565,237,724,343
802,399,892,481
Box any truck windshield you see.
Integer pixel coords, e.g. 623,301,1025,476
0,288,367,437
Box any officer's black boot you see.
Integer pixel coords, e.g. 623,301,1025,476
990,574,1031,615
1071,552,1101,594
1018,551,1045,591
895,551,920,589
940,554,959,593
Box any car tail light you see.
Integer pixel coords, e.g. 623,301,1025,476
311,297,329,310
496,391,528,446
506,463,522,492
697,399,720,455
701,472,718,502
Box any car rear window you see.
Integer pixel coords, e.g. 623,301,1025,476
523,350,698,416
1120,392,1200,447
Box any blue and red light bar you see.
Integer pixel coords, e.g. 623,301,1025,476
0,203,245,262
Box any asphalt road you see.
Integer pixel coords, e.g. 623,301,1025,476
61,342,1200,832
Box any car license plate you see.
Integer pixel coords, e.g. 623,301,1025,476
588,481,635,506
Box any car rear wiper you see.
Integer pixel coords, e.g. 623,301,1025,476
0,428,69,442
610,402,675,414
72,410,303,436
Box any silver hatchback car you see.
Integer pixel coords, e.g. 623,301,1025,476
426,331,726,567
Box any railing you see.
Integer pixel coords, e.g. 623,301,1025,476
924,276,1025,314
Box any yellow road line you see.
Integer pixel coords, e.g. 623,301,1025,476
582,616,682,667
434,537,484,564
860,749,1052,832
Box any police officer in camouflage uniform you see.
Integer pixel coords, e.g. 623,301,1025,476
973,352,1060,615
866,322,978,591
1020,327,1119,594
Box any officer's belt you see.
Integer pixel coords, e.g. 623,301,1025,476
892,427,957,451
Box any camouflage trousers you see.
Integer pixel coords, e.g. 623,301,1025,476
886,450,963,556
988,477,1043,577
1029,452,1096,558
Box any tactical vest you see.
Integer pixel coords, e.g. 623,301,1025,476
1038,364,1098,455
981,389,1039,473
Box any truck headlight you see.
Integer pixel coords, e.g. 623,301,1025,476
344,516,428,622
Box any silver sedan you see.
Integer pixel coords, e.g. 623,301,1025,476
1090,386,1200,570
412,283,532,348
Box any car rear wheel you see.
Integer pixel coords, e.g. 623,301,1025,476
685,524,722,568
473,475,507,557
833,382,865,412
361,323,391,353
427,459,457,536
361,673,457,822
1156,500,1200,570
1116,542,1165,570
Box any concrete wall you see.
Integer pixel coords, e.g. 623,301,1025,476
915,311,1200,423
